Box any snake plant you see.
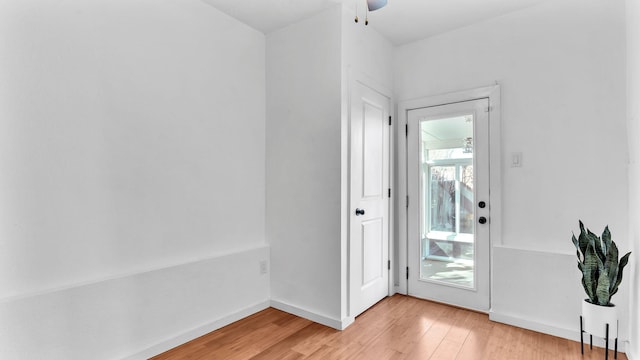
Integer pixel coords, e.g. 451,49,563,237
572,220,631,306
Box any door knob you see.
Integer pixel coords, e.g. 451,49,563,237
478,201,486,208
355,208,365,216
479,216,487,224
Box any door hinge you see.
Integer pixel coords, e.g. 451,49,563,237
406,266,409,280
405,124,408,137
388,260,391,270
485,106,493,112
389,116,392,126
406,195,409,208
388,188,391,198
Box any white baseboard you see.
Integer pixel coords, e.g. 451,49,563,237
627,342,637,360
490,311,627,353
270,299,352,330
127,297,358,359
123,300,270,360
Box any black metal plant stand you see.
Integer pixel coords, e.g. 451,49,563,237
580,316,618,360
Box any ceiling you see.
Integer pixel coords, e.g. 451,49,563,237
200,0,550,45
422,116,472,144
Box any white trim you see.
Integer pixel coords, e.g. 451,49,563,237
493,244,574,256
388,91,396,298
490,311,628,353
123,300,270,360
397,99,409,294
397,85,501,298
271,299,354,330
350,70,393,102
400,85,499,112
0,244,270,303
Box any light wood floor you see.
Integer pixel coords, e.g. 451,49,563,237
151,294,626,360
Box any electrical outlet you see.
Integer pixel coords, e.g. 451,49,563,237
259,260,268,275
511,152,523,167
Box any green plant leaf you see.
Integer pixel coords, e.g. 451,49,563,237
602,226,611,256
582,243,599,303
588,229,605,264
582,277,591,301
596,269,611,305
611,251,632,297
577,221,589,259
572,234,585,263
605,241,619,295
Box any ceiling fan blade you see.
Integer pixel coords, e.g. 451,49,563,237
367,0,387,11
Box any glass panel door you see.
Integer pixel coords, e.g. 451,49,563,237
407,98,490,312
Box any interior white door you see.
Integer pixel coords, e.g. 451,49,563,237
407,98,490,312
350,80,390,317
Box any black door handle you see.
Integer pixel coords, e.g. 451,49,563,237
479,216,487,224
355,208,365,216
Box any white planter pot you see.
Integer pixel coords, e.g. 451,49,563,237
582,299,618,338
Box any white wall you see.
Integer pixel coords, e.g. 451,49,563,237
340,8,394,91
394,0,629,344
626,0,640,358
266,4,394,328
266,6,344,327
0,0,268,358
339,6,394,320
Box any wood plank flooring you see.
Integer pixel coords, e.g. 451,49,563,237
151,294,627,360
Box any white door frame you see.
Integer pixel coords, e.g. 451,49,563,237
347,70,395,319
396,85,502,298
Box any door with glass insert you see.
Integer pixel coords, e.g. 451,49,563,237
407,98,490,311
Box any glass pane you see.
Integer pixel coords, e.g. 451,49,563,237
429,166,456,232
419,115,475,288
459,164,474,234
